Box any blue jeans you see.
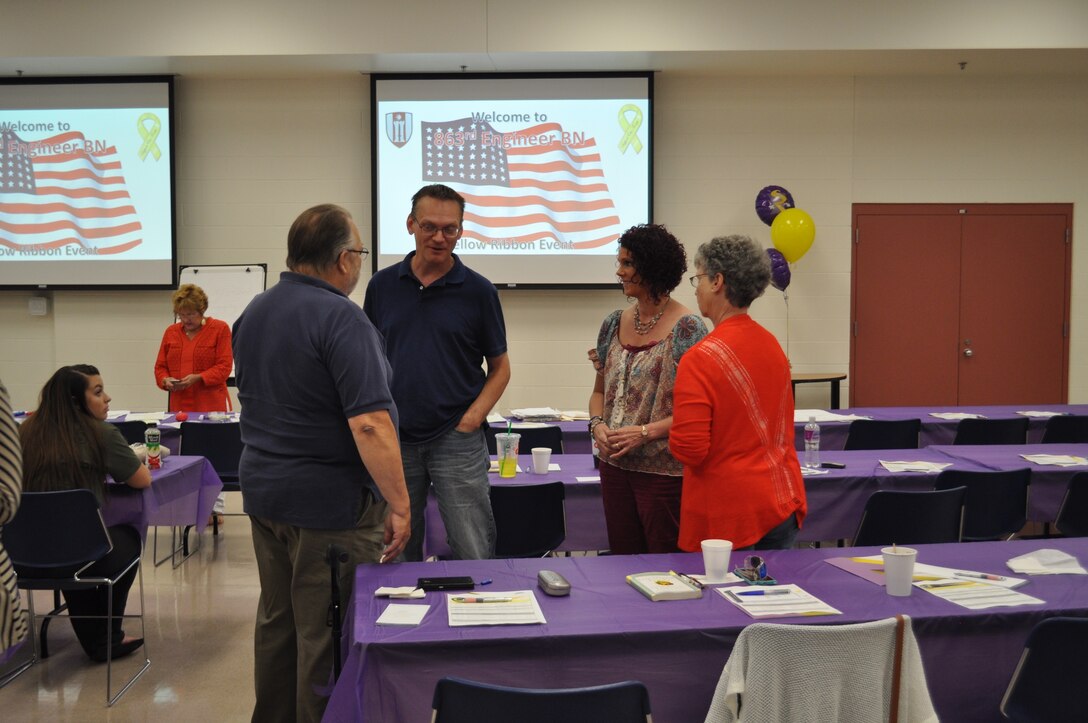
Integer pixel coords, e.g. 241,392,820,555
740,513,800,551
400,426,495,561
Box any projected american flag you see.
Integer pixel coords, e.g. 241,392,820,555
0,127,143,255
421,118,621,250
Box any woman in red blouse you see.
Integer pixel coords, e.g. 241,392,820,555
154,284,233,524
154,284,233,413
670,235,806,551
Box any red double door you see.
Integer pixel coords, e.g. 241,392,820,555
851,203,1072,406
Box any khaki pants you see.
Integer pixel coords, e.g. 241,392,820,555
249,497,386,723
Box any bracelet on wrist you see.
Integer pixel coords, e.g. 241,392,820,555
589,416,604,433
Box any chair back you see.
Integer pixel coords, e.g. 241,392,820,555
934,468,1030,541
1041,414,1088,444
953,417,1029,445
4,489,112,570
852,486,965,547
485,425,564,455
1055,472,1088,537
490,481,566,558
1000,616,1088,723
704,615,935,723
180,421,242,486
844,419,921,451
432,676,652,723
111,420,149,445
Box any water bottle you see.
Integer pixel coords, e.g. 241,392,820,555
803,416,820,469
144,423,162,470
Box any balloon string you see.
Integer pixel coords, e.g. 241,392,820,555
784,289,790,359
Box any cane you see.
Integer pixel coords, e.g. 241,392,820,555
326,543,349,681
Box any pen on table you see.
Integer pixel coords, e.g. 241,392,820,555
954,571,1007,581
451,596,514,603
669,570,704,589
735,589,791,596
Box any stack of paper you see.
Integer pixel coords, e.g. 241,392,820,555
879,460,953,474
1008,549,1088,575
929,412,985,420
377,604,430,626
717,584,841,618
374,586,426,599
446,590,547,626
509,407,562,421
915,579,1043,610
1020,453,1088,468
794,410,872,423
560,410,591,420
800,467,830,477
1016,410,1064,418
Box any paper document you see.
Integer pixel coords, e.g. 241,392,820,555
879,460,953,474
717,584,841,618
1020,454,1088,468
510,407,562,421
377,604,430,626
1007,549,1087,575
575,476,601,482
800,467,830,476
447,590,546,626
929,412,985,420
1016,410,1064,418
915,579,1043,610
106,410,131,420
560,410,590,420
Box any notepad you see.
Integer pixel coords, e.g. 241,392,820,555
717,584,841,618
879,460,953,474
376,604,429,626
447,590,546,627
915,579,1043,610
626,572,703,601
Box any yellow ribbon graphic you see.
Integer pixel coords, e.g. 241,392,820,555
137,113,162,161
617,104,643,154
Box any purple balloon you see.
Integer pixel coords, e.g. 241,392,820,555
755,185,795,227
766,248,791,292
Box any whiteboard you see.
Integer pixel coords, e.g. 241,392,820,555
178,264,266,333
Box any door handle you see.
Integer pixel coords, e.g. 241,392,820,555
963,348,974,357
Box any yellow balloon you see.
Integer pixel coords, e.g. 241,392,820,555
771,208,816,263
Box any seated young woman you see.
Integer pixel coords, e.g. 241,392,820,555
17,364,151,662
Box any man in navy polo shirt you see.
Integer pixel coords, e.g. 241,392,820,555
234,204,410,722
365,184,510,561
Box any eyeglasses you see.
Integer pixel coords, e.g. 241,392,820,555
415,221,461,239
689,273,708,288
734,555,777,585
343,247,369,259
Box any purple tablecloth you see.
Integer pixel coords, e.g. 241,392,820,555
101,455,223,541
930,443,1088,523
490,420,591,454
808,404,1088,451
424,454,605,557
324,538,1088,723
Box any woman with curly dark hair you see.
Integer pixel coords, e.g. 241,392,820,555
587,224,708,553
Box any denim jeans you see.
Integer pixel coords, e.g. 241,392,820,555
400,426,495,561
744,513,800,551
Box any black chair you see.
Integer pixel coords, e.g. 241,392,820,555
111,420,149,445
432,676,652,723
1055,472,1088,537
852,486,966,547
843,419,921,451
953,417,1030,445
180,421,242,535
0,489,150,705
485,424,564,455
935,468,1031,541
1041,414,1088,443
490,481,566,558
1000,616,1088,722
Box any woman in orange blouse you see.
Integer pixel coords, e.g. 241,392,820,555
671,235,806,551
154,284,233,413
154,284,233,524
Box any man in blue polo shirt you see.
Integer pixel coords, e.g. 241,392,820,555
234,204,410,723
365,184,510,561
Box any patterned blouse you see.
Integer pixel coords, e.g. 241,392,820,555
0,380,28,660
595,310,708,476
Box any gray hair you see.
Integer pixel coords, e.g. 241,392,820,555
694,235,771,308
286,204,355,273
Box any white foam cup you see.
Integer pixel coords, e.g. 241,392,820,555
701,539,733,582
531,447,551,474
882,546,918,596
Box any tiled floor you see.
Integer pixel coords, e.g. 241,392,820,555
1,497,261,721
